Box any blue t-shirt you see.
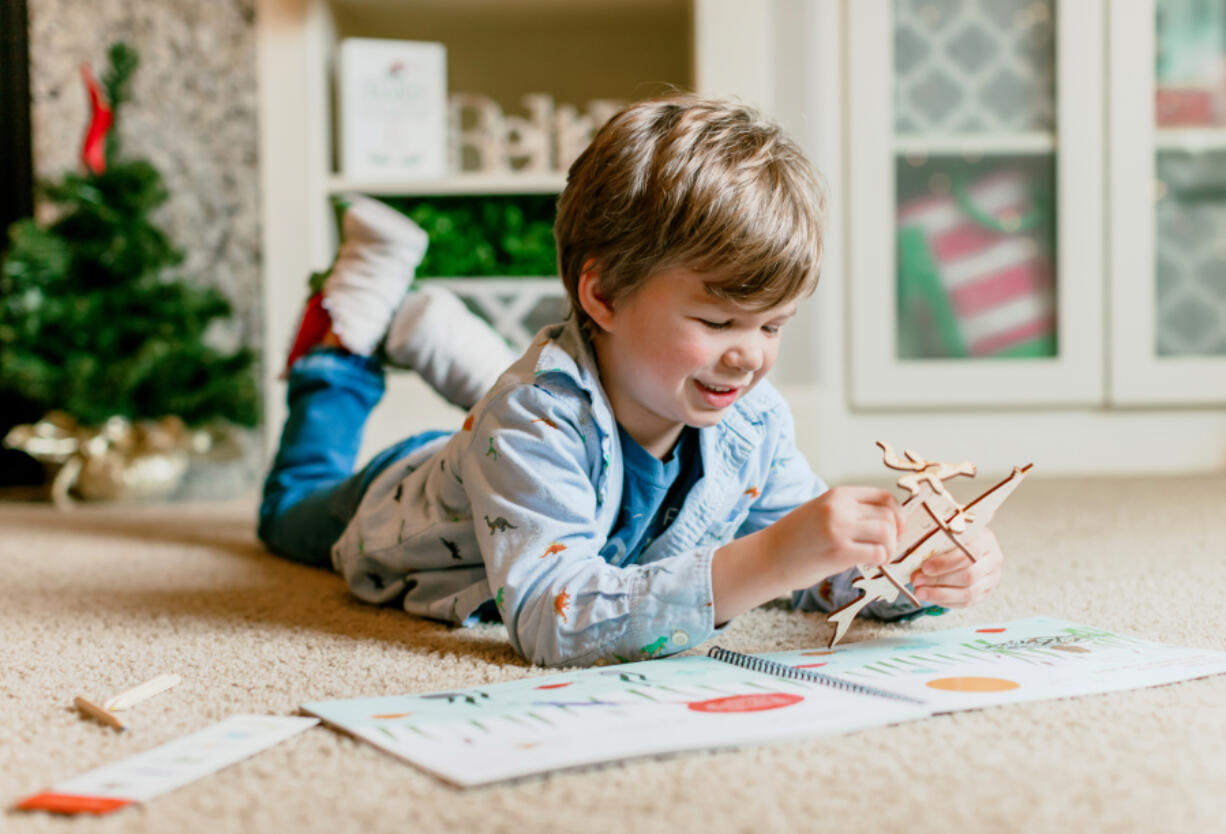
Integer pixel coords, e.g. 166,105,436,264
599,425,703,567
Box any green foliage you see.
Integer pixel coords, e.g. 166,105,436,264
102,42,138,166
386,195,558,278
0,42,258,428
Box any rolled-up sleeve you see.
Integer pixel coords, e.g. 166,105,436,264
729,407,926,621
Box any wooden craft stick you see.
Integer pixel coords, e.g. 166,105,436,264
921,501,978,563
104,673,182,711
875,562,923,607
74,695,126,731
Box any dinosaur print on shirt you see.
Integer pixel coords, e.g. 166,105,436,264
484,515,518,534
640,636,668,657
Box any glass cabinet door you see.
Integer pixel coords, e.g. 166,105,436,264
1110,0,1226,403
848,0,1105,407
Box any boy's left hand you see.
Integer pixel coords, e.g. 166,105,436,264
910,527,1003,608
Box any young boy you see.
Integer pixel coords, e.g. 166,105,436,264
259,95,1004,668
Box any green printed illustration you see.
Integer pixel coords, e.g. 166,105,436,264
640,636,669,658
486,437,500,460
420,690,492,706
495,587,505,609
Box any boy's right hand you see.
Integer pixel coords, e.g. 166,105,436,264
771,487,905,591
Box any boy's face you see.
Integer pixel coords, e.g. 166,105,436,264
585,265,796,458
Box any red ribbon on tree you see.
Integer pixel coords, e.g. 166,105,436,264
79,62,113,175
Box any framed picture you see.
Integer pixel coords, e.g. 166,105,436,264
338,38,447,179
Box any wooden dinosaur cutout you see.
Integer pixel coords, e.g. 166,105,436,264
825,444,1032,648
877,440,977,520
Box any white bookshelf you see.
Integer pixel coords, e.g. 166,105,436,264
1154,127,1226,152
327,173,568,197
893,132,1057,156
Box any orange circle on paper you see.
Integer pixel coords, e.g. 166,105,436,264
925,676,1021,693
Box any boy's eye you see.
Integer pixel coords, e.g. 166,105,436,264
698,319,731,330
762,325,781,336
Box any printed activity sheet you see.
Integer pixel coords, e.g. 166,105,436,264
757,616,1226,711
303,655,928,787
302,617,1226,787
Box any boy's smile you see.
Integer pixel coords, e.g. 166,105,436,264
583,265,796,459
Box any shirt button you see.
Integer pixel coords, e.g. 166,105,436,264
671,630,689,647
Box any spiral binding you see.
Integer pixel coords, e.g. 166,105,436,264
707,646,926,705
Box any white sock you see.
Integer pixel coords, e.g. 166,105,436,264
321,195,428,357
383,286,518,410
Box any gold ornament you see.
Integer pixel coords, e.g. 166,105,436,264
3,411,239,506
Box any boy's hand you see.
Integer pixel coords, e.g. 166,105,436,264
774,487,905,591
911,527,1004,608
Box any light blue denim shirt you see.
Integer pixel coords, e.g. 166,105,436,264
330,318,919,667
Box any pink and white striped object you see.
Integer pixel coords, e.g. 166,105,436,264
897,170,1056,358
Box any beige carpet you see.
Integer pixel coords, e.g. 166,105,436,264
3,473,1226,834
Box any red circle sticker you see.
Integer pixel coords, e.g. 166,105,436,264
534,682,573,690
976,628,1007,634
687,693,804,713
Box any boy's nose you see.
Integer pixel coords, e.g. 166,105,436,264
722,339,765,374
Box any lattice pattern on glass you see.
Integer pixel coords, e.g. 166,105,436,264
440,278,567,352
1155,151,1226,356
894,0,1056,133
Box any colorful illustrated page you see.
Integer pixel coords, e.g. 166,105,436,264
302,617,1226,787
758,616,1226,712
302,655,928,787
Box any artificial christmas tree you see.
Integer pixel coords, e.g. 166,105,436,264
0,42,258,501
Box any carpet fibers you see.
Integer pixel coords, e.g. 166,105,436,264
3,473,1225,833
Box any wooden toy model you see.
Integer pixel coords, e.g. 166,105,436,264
824,442,1032,648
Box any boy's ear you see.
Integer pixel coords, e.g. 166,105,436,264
577,260,616,332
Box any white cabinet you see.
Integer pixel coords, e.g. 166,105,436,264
1110,0,1226,405
797,0,1226,480
847,0,1105,408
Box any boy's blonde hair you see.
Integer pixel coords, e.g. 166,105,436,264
554,94,826,331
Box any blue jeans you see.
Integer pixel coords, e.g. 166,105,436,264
258,350,449,569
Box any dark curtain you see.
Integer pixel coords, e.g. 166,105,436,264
0,0,42,485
